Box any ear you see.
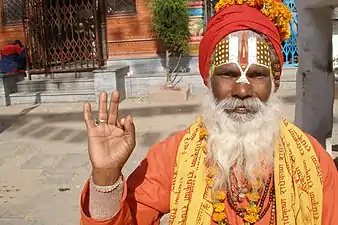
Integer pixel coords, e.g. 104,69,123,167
269,66,277,94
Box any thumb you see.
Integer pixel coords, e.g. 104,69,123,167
123,115,136,145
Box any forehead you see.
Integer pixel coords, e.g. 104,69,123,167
212,30,271,70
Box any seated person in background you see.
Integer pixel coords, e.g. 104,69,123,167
0,40,26,74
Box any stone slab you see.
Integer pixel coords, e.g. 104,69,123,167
9,90,95,105
93,66,128,103
0,73,25,106
149,87,191,103
17,79,94,92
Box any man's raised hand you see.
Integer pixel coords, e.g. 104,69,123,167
83,91,136,186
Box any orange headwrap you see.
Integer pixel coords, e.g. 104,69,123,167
199,2,291,89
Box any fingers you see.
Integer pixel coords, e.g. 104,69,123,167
98,92,108,122
115,117,125,129
122,116,136,145
119,118,126,126
83,102,95,128
108,91,120,125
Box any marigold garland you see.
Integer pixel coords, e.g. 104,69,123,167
200,126,266,225
214,190,226,201
214,0,292,41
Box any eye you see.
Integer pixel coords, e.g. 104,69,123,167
256,72,266,77
220,72,239,78
247,72,268,78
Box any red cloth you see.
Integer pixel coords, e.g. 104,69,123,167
1,44,22,56
79,131,338,225
199,4,284,86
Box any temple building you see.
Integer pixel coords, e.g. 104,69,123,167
0,0,298,76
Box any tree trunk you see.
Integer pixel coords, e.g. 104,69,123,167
294,4,334,149
165,50,172,85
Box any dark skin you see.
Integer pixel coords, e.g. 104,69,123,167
211,63,272,103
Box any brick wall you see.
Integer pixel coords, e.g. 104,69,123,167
0,0,160,58
0,25,24,50
0,2,24,49
106,0,163,58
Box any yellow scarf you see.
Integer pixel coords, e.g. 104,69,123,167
169,118,323,225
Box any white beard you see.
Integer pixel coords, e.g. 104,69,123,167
202,88,282,191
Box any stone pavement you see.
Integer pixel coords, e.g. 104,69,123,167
0,91,337,225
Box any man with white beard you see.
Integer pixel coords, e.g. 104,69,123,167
80,1,338,225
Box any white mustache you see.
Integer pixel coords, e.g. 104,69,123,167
215,97,264,114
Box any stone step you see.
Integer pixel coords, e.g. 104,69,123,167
30,71,94,80
281,67,297,81
130,67,298,79
9,90,95,105
17,78,94,92
279,80,296,90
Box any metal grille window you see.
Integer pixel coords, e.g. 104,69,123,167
2,0,23,25
106,0,136,16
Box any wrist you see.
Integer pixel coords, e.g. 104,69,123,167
91,168,121,186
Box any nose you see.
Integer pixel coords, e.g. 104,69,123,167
231,83,254,100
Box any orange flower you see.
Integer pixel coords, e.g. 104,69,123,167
207,167,217,177
246,0,255,6
207,177,213,186
214,0,292,41
246,192,260,202
199,128,208,140
245,204,261,214
212,212,226,222
214,190,226,201
244,213,260,223
213,202,226,213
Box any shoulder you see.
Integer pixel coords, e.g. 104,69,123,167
306,134,333,163
305,134,337,185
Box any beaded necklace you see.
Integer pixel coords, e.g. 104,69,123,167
208,167,275,225
200,127,276,225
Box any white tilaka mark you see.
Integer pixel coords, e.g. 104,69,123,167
236,63,251,84
248,36,257,65
228,35,239,62
216,35,270,84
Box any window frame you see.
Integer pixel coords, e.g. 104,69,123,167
1,0,23,26
105,0,137,17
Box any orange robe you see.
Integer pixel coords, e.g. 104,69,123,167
80,129,338,225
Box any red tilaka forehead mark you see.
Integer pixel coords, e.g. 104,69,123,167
239,32,249,70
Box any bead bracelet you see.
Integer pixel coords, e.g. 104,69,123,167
89,175,123,193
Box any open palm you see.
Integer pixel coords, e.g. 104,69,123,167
83,91,136,185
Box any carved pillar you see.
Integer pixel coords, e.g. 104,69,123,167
0,0,3,32
294,4,334,150
99,0,108,63
187,0,204,56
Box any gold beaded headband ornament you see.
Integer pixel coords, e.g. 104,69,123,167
210,31,275,85
212,33,272,69
215,0,292,41
198,0,292,89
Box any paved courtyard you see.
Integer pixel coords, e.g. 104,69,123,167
0,91,337,225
